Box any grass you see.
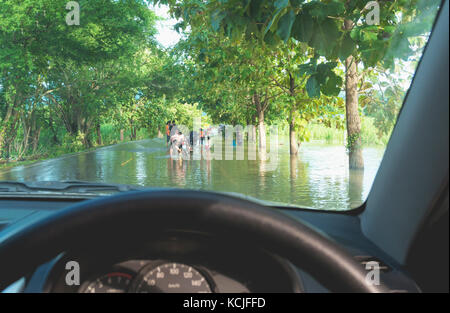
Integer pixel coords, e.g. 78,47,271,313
307,117,390,146
360,117,391,146
308,123,345,144
0,123,156,171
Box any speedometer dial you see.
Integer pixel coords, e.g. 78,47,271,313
80,272,132,293
134,262,212,293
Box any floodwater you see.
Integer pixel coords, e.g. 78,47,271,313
0,138,385,210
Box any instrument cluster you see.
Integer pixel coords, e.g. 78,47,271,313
45,232,303,293
78,260,234,293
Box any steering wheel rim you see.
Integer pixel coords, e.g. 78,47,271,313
0,189,388,292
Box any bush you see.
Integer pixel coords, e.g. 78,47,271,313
307,117,390,147
308,123,345,144
360,117,390,146
61,132,84,153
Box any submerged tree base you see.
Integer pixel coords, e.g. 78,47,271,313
349,148,364,170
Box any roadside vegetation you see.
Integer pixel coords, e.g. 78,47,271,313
0,0,439,170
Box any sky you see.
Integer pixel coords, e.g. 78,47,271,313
149,4,182,48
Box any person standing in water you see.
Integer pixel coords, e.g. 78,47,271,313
170,129,187,158
165,121,171,147
200,128,205,145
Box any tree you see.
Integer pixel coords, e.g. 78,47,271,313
173,27,280,150
160,0,440,168
1,0,158,157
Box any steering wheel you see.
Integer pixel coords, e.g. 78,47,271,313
0,190,388,292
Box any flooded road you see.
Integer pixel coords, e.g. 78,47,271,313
0,138,385,210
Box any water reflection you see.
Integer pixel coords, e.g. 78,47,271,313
0,138,385,211
348,169,364,209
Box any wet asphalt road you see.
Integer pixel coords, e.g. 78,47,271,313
0,138,385,210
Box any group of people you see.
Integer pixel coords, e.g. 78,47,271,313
165,121,185,154
165,121,210,158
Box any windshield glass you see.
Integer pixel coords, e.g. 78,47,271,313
0,0,442,210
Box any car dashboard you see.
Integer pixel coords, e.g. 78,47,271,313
40,231,302,293
0,197,421,293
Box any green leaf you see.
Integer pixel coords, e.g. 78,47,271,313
361,28,378,41
264,6,286,35
316,62,337,84
291,11,314,42
350,28,360,41
250,0,264,18
263,29,279,45
322,72,342,96
211,10,227,32
309,18,341,56
306,75,321,98
290,0,305,7
274,0,290,10
298,63,316,76
338,33,356,61
326,0,345,16
306,2,328,21
276,9,296,42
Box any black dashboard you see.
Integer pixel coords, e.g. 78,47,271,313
42,231,302,293
0,196,421,293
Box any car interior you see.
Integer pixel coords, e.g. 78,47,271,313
0,0,448,294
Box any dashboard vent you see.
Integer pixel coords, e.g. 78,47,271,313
355,255,391,273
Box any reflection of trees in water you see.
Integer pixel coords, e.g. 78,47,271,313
288,147,365,210
290,155,297,205
167,150,214,188
1,140,374,211
289,155,311,206
257,152,267,199
167,153,188,186
348,169,364,208
200,150,212,185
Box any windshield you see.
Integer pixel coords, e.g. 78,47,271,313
0,0,442,210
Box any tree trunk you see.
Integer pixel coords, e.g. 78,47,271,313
32,128,41,154
250,115,257,143
348,168,364,208
19,117,31,159
288,73,298,155
345,20,364,170
48,116,59,144
254,93,266,150
96,124,102,146
120,129,124,141
258,110,266,151
129,120,137,140
289,121,298,155
289,155,297,203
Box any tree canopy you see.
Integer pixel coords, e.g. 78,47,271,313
0,0,441,166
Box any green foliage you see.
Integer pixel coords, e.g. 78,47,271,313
360,117,391,146
0,0,441,166
308,123,345,144
62,132,85,153
0,1,195,161
172,0,439,98
308,117,388,146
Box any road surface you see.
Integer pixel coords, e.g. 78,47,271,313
0,138,385,210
